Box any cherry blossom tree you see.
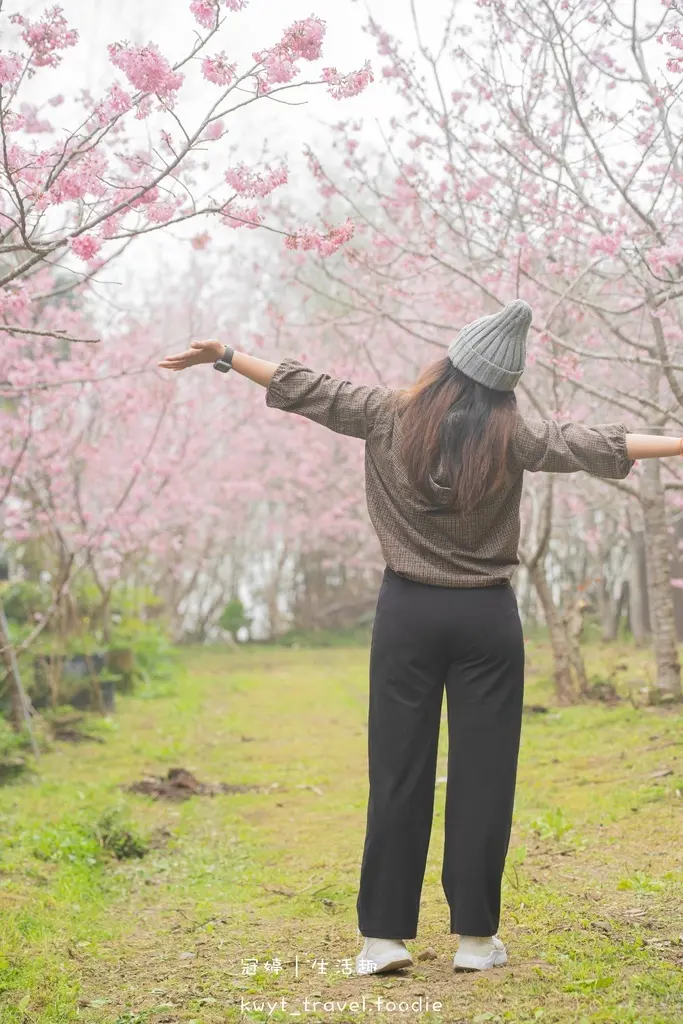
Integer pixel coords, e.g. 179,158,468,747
0,1,373,311
0,0,377,720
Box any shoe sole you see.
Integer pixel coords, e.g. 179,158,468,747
357,957,414,975
453,952,508,972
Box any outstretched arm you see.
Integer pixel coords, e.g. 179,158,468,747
511,417,681,480
158,340,396,440
626,434,683,459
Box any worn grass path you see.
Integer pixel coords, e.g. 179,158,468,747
1,642,682,1024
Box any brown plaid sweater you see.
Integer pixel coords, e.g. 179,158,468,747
265,358,634,588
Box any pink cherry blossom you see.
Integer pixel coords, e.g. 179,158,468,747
71,234,102,260
0,283,30,320
222,204,263,228
46,150,108,205
0,53,23,84
281,16,326,61
94,81,133,125
588,233,623,258
4,112,27,133
648,244,683,275
191,0,247,27
108,41,184,101
201,52,236,85
202,119,225,140
191,231,211,249
224,162,288,198
322,61,374,100
145,200,179,224
18,103,53,133
134,95,154,120
102,214,123,239
129,185,161,207
658,21,683,72
253,16,327,90
10,7,78,69
285,217,354,256
256,53,297,88
190,0,219,28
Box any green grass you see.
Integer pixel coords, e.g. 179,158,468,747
0,639,682,1023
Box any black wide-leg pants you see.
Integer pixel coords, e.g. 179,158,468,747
356,566,525,939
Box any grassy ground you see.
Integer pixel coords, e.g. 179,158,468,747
0,640,682,1024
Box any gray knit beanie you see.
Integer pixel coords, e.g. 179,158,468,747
447,299,533,392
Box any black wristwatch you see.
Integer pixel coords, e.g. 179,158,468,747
213,345,234,373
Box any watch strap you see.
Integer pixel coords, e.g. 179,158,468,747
213,345,234,373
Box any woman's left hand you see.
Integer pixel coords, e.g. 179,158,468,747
158,339,224,371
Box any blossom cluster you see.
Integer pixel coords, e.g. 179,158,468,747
253,16,326,91
108,41,184,102
322,61,374,100
224,163,288,198
201,52,237,86
190,0,248,30
10,6,78,69
94,82,133,126
222,205,264,229
285,218,355,256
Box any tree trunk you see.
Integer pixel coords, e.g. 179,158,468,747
671,515,683,640
529,563,580,704
640,458,682,697
565,598,590,694
263,547,289,639
599,577,627,642
627,529,649,645
597,574,613,641
0,603,39,756
0,606,24,730
519,574,531,625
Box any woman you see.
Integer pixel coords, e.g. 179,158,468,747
159,299,682,975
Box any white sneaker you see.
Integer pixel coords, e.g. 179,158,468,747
356,937,413,975
453,935,507,972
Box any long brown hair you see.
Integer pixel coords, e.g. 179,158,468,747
398,357,518,514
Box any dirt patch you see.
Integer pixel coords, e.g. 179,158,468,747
124,767,267,801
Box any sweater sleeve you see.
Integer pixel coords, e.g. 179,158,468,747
265,357,396,440
510,416,635,479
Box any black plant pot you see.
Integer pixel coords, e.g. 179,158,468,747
33,652,109,710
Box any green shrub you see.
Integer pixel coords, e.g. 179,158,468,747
108,616,176,688
1,581,49,625
0,718,31,780
94,809,148,860
218,598,251,639
529,807,575,842
31,820,102,866
30,808,148,865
